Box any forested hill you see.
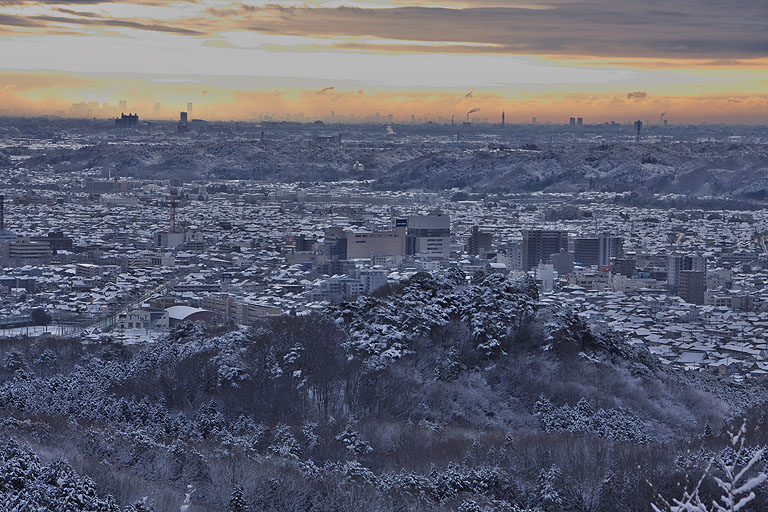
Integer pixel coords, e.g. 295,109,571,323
1,270,768,511
12,140,768,199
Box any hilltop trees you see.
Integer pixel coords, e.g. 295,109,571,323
0,269,764,510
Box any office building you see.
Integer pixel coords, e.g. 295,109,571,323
468,225,493,256
355,268,389,293
599,235,623,266
0,195,16,243
1,238,51,266
154,230,204,250
31,232,73,253
574,237,599,266
552,249,574,276
612,257,636,278
521,230,568,270
406,211,451,260
668,254,707,292
679,270,706,305
323,226,348,260
346,222,406,259
117,310,169,330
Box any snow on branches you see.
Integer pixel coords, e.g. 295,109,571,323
652,421,768,512
334,270,538,365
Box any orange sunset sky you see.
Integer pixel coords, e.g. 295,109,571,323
0,0,766,123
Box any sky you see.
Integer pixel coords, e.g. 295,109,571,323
0,0,766,123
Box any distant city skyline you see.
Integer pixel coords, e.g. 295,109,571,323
0,0,766,123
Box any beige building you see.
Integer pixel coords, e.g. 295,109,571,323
202,293,282,325
1,238,50,267
346,228,406,259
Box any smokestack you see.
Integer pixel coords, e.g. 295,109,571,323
466,108,480,122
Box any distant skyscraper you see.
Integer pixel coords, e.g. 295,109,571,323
532,117,537,124
569,117,576,126
177,111,189,133
118,100,127,111
577,117,583,126
187,102,193,116
153,102,161,118
115,113,138,128
387,113,393,124
501,111,505,127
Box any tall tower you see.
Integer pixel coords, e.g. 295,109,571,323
169,187,182,233
634,120,643,143
501,111,505,128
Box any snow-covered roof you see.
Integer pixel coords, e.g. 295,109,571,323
165,305,209,320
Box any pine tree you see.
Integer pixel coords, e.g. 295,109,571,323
227,486,248,512
337,423,373,457
535,465,563,512
268,424,301,459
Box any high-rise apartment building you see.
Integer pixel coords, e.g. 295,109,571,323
521,230,568,270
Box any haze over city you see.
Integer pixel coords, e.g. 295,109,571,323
1,0,767,123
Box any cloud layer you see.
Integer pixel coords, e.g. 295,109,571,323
0,0,766,122
0,0,766,59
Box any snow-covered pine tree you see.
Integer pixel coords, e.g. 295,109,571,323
535,465,564,512
336,422,373,457
268,424,300,459
227,485,248,512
